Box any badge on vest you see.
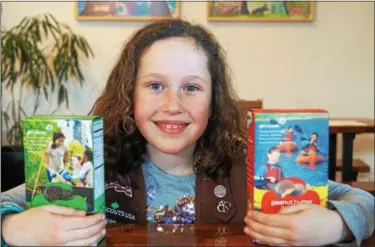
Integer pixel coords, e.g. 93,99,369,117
105,182,132,198
216,200,231,213
214,185,227,198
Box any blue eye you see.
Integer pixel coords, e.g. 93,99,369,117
184,85,200,92
148,82,164,91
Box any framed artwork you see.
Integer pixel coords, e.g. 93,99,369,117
207,1,315,22
75,1,180,21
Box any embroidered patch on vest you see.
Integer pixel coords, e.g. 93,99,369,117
105,201,136,221
105,182,132,198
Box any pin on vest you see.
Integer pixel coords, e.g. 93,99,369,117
214,185,227,198
217,200,231,213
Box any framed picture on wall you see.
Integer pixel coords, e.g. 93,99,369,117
75,1,180,21
207,1,315,22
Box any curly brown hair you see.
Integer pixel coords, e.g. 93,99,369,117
90,19,246,181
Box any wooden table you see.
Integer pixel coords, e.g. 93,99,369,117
329,118,374,182
100,223,375,246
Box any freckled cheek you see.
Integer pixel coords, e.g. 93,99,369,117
183,96,211,123
188,104,211,125
134,108,154,125
192,111,210,127
134,92,157,124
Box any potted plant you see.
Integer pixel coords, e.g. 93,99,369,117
1,13,94,147
1,12,94,191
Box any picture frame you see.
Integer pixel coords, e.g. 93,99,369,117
75,1,181,21
207,1,315,22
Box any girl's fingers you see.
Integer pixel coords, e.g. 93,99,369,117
62,213,105,231
244,226,289,247
247,210,289,228
244,216,295,241
63,220,106,243
43,205,86,216
64,229,105,246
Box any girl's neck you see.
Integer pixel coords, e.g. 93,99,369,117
146,143,195,177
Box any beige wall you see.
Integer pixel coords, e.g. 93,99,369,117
2,2,374,177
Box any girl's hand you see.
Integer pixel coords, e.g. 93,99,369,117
2,205,106,246
244,203,351,246
265,176,276,183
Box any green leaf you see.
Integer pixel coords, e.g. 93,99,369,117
2,111,11,132
17,17,28,30
11,99,17,122
58,85,65,106
7,124,18,145
5,100,13,112
19,106,28,118
78,37,94,57
47,13,62,33
43,86,49,100
76,37,89,57
64,87,69,109
33,91,40,114
61,23,72,33
17,17,31,34
34,19,42,42
44,14,59,40
42,21,48,38
75,66,84,85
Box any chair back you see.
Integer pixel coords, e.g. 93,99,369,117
236,99,263,132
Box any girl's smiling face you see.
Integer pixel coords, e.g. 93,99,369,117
72,156,82,167
55,137,65,147
134,37,212,154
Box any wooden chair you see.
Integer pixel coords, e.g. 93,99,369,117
349,181,375,196
237,99,263,110
236,98,263,132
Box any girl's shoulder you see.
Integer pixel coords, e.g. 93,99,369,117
63,143,69,150
45,141,53,150
83,161,94,168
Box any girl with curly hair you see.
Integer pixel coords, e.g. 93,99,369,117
1,20,373,247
